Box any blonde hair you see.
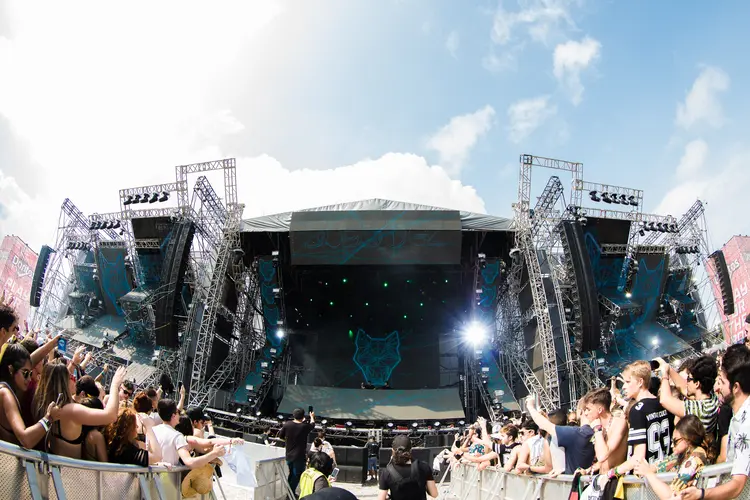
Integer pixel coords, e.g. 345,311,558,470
624,360,651,390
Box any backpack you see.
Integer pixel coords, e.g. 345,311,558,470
386,461,423,499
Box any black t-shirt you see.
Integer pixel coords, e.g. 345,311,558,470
379,460,433,500
718,403,732,440
278,420,315,462
366,441,380,457
109,442,148,467
627,397,673,464
499,442,518,467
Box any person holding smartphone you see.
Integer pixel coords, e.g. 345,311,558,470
278,407,315,494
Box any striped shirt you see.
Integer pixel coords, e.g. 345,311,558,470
684,393,720,435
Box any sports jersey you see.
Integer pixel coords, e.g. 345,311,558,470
627,397,672,464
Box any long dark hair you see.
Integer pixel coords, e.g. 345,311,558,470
675,414,716,464
391,435,412,466
0,343,30,387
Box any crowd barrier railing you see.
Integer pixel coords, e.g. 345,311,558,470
0,438,289,500
445,461,750,500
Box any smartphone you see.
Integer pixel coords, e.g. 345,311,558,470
308,405,313,413
330,467,339,480
178,381,183,391
650,360,660,371
56,393,64,406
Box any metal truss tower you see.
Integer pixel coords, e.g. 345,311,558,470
512,155,584,410
30,199,90,330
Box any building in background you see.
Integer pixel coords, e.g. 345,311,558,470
709,235,750,343
0,235,39,323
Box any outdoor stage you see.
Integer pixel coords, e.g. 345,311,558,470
234,199,518,423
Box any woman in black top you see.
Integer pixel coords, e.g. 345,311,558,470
378,435,438,500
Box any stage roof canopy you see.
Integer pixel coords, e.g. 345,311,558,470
241,198,514,233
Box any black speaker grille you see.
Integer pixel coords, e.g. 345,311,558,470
710,250,735,315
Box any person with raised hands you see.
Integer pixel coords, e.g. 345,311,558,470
33,363,127,459
0,343,60,448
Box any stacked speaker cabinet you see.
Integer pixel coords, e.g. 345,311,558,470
709,250,735,316
29,245,54,308
154,221,195,347
559,221,601,353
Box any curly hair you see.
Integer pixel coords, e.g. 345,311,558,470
103,407,138,458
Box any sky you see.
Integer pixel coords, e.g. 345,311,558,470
0,0,749,252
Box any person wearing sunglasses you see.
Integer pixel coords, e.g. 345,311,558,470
633,414,710,499
0,343,61,448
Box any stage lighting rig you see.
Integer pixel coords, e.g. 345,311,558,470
464,322,486,346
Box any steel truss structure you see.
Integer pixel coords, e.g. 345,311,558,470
31,199,91,330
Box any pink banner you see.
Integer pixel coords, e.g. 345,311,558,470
0,236,39,323
708,236,750,343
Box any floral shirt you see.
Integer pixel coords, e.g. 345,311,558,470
727,396,750,477
654,447,706,493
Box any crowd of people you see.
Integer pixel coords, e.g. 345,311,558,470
0,293,244,497
448,340,750,500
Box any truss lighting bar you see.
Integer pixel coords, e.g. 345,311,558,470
634,245,667,254
120,181,186,199
600,244,628,255
98,240,126,249
134,238,161,249
576,180,643,208
119,206,185,221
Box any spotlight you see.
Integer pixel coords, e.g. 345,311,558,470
601,193,612,204
321,419,328,425
158,192,170,202
140,193,150,204
412,422,419,428
276,328,285,339
387,422,394,428
610,193,621,204
434,421,441,427
123,195,134,206
132,194,141,203
278,415,284,420
651,338,659,346
639,229,645,237
346,421,353,427
149,192,159,203
625,292,632,299
589,190,601,202
464,322,486,345
256,411,262,416
458,420,465,426
619,194,628,204
628,195,638,206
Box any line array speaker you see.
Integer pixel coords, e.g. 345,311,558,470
709,250,735,316
559,221,601,352
154,221,195,347
29,245,54,308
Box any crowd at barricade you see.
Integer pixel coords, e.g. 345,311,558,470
0,293,246,498
442,331,750,499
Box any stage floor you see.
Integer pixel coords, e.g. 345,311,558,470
278,385,465,420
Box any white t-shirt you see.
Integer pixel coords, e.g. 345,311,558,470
150,412,163,425
152,424,189,466
310,440,333,455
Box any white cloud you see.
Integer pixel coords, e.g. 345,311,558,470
0,2,490,249
425,106,496,176
238,153,486,217
553,37,601,105
675,66,730,130
445,30,460,58
675,139,709,177
491,0,576,47
655,143,750,246
507,96,557,143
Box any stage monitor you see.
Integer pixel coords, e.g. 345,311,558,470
289,210,462,265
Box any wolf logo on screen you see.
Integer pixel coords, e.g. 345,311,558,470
353,329,401,387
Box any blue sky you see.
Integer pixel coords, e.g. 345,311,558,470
0,0,748,249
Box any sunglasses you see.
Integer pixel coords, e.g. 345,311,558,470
673,437,684,447
686,376,695,383
19,369,32,380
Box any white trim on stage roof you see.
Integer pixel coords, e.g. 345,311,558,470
241,198,515,233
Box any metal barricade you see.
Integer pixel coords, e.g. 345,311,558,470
0,439,289,500
445,462,750,500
